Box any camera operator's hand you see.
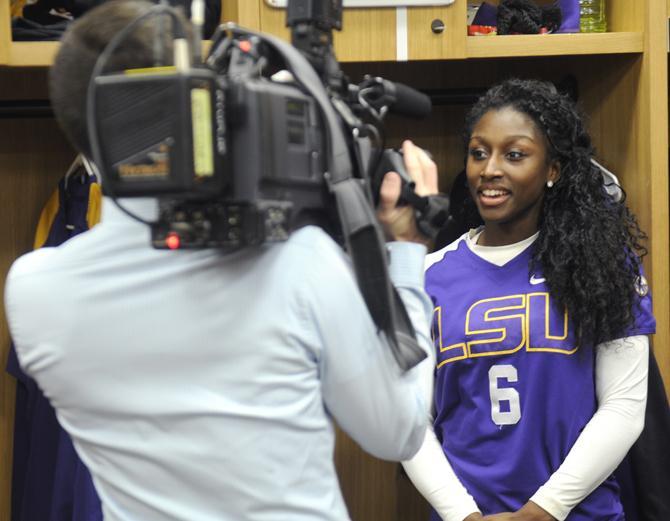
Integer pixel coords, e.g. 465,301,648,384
377,140,438,246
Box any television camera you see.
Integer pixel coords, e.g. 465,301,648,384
87,0,451,370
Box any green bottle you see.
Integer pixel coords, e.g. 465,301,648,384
580,0,607,33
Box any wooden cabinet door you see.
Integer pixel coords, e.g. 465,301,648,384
407,2,466,60
257,1,466,62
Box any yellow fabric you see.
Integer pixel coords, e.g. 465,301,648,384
10,0,28,18
32,174,103,250
87,182,103,229
33,189,60,250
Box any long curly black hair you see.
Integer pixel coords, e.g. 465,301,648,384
463,78,647,346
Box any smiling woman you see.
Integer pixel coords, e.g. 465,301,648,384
401,78,656,521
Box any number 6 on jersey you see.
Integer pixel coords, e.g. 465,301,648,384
488,364,521,426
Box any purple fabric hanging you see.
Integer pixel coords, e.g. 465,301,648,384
556,0,580,33
471,2,498,26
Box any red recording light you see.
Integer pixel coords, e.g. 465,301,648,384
166,232,181,250
239,40,252,53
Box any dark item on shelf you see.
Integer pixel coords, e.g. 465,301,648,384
12,16,68,41
497,0,562,35
15,0,221,40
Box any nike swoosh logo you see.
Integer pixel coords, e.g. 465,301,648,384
530,275,546,285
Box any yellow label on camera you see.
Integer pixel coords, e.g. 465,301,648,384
124,66,177,76
191,88,214,177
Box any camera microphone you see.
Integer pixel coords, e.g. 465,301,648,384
357,76,432,119
384,79,432,118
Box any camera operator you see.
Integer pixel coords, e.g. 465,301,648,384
4,1,438,520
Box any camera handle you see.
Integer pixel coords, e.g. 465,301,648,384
375,149,451,241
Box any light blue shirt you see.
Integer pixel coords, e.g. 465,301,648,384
5,197,434,521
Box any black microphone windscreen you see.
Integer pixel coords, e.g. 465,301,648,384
389,81,432,119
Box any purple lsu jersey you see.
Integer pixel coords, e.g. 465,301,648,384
425,235,656,520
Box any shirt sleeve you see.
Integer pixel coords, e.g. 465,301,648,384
302,239,435,461
530,335,649,520
402,424,481,521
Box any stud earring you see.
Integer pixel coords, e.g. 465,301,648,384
547,180,554,188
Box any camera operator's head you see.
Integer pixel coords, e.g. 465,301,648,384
50,0,191,159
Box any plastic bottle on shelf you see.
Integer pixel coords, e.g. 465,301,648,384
579,0,607,33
